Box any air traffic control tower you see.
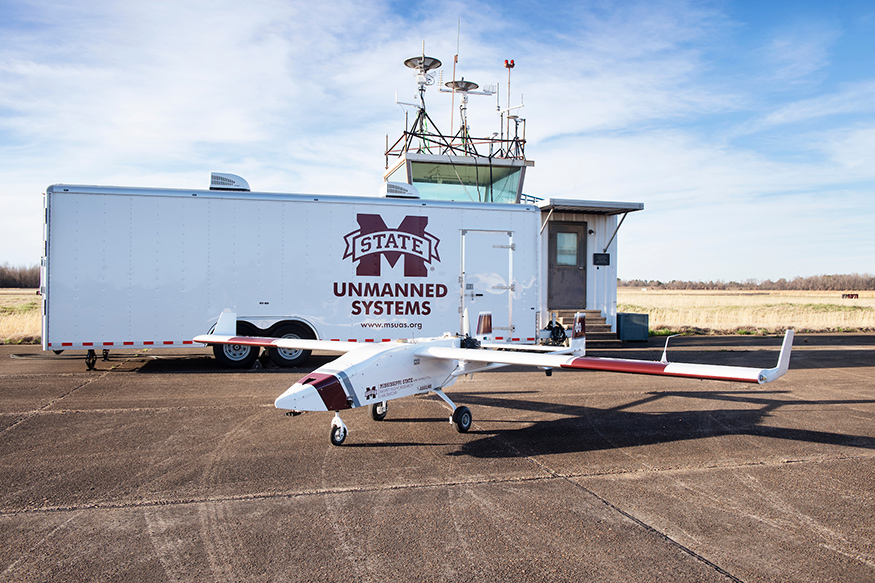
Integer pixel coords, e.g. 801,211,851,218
383,52,643,339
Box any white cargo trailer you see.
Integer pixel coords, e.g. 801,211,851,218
42,182,541,368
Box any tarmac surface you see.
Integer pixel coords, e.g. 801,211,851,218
1,335,874,582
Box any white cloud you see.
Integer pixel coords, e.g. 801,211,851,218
820,124,875,169
0,0,873,282
755,81,875,129
758,21,838,85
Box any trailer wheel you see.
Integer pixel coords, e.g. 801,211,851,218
212,321,260,368
268,323,313,368
213,342,260,368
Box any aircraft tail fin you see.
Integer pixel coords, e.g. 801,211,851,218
761,329,794,383
570,312,585,355
214,310,237,336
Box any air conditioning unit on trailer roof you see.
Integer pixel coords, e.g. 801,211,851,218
210,172,251,192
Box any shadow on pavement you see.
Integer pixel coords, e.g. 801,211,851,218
450,389,875,459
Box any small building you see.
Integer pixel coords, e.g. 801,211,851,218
537,199,643,331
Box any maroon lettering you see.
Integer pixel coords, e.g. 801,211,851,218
342,214,440,277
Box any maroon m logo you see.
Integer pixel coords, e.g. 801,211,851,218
342,214,440,277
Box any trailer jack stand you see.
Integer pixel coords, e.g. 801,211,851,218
85,350,97,371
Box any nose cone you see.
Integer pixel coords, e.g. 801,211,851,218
274,372,350,412
274,382,328,412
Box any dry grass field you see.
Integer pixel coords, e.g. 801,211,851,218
2,288,873,344
0,289,41,344
618,287,875,334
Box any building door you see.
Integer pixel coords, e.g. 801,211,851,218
548,222,586,309
460,230,515,338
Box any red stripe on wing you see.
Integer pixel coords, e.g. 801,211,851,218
562,357,669,375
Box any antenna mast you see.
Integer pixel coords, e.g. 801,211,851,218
398,43,442,153
504,59,515,146
449,19,460,136
386,45,526,161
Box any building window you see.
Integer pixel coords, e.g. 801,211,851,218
556,232,577,266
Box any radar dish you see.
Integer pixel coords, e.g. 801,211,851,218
404,56,442,71
445,79,479,92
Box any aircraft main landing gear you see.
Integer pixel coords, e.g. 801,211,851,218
370,401,388,421
451,406,472,433
432,389,473,433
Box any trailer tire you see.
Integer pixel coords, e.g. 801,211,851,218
212,321,260,368
268,323,313,368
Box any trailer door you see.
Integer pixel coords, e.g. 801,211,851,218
460,230,516,340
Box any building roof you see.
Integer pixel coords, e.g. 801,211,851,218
535,198,644,216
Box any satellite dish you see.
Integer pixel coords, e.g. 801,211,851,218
445,79,479,92
404,55,442,72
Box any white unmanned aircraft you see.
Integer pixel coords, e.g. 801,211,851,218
195,311,794,446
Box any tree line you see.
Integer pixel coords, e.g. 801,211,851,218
3,261,873,292
0,264,40,288
619,273,875,291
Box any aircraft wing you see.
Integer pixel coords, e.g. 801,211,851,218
193,311,361,353
193,333,362,354
480,342,574,353
415,330,794,385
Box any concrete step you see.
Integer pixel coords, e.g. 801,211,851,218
549,308,623,348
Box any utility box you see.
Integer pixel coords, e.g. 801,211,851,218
617,312,649,341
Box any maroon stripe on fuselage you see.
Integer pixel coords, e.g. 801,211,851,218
297,372,351,411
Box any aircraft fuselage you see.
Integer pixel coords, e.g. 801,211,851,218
274,339,459,412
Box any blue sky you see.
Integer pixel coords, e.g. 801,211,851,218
1,0,873,281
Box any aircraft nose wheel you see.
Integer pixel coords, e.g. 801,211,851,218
330,425,347,446
451,406,472,433
329,412,349,446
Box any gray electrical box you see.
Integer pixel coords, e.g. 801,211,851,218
617,312,649,341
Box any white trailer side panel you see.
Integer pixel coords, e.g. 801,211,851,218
43,186,540,351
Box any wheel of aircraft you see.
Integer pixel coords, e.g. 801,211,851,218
330,424,347,446
370,402,388,421
451,406,472,433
